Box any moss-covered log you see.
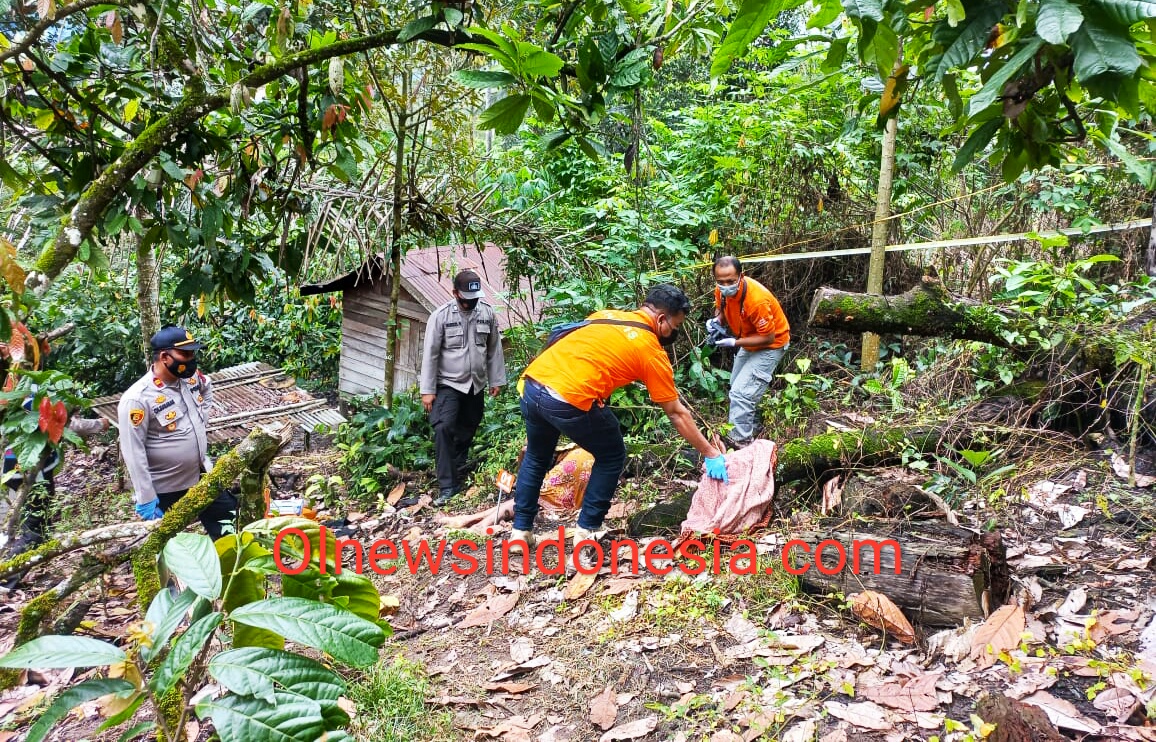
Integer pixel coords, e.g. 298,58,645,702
132,425,288,610
0,522,156,581
808,275,1023,347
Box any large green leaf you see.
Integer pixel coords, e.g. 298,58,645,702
477,94,532,135
397,14,437,42
841,0,883,22
1093,130,1156,186
1037,0,1084,44
951,117,1004,173
24,679,135,742
163,532,222,601
452,70,518,88
933,3,1006,80
711,0,787,78
142,587,200,663
1072,11,1142,84
0,636,125,668
1095,0,1156,24
609,48,651,87
331,569,385,624
228,598,386,667
196,690,325,742
808,0,844,28
968,39,1045,116
217,533,280,650
209,647,344,706
148,612,223,697
517,44,565,77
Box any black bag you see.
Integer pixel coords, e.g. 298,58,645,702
544,318,655,350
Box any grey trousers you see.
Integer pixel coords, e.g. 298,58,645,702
729,344,789,442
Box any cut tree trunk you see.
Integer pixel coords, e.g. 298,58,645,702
790,519,1008,627
809,274,1020,348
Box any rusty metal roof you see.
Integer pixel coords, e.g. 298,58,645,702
90,362,347,444
300,243,543,332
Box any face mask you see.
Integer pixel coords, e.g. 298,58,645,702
459,298,479,311
658,317,679,347
165,354,198,379
718,282,740,298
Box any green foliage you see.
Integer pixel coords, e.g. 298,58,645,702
0,370,89,474
760,357,830,440
0,525,386,742
991,253,1126,319
335,392,434,500
346,657,453,741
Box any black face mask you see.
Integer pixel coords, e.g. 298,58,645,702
657,317,679,347
458,298,479,311
164,354,198,379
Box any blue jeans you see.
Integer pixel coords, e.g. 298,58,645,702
513,379,626,531
729,344,789,442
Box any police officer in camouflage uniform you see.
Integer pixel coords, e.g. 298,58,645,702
420,270,507,507
118,325,236,539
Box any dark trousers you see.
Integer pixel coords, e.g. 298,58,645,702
3,453,56,551
430,386,485,491
512,378,626,532
159,487,239,541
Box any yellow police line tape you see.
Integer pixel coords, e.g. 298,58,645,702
666,217,1153,274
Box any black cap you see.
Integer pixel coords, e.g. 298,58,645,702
150,325,205,352
454,269,484,300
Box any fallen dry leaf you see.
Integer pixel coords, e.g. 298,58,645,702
848,591,915,644
589,685,618,731
821,476,842,515
709,731,743,742
488,656,552,683
1022,690,1101,733
510,638,535,664
483,682,536,694
857,672,940,713
459,592,520,629
1111,453,1156,487
1092,686,1139,721
970,604,1025,668
386,482,406,506
598,716,658,742
563,571,598,601
781,720,817,742
724,612,761,644
600,578,641,595
823,700,893,731
1058,586,1087,617
379,595,400,617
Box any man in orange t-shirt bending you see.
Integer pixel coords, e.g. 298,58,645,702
708,256,791,448
512,284,729,558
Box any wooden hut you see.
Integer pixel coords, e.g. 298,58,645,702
299,243,541,396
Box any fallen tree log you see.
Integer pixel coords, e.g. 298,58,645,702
808,275,1020,348
786,519,1008,627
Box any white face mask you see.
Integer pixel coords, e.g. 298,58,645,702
718,282,740,298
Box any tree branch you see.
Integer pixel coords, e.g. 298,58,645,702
28,52,136,138
28,26,467,289
0,0,126,66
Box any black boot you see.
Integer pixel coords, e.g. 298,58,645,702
432,487,456,507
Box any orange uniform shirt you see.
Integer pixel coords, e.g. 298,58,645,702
714,277,790,351
524,310,679,411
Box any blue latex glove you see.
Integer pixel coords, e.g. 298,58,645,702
715,337,737,349
135,500,164,520
704,454,729,483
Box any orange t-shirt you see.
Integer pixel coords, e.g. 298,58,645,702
524,310,679,411
713,277,790,351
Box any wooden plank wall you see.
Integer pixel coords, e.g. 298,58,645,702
338,282,432,396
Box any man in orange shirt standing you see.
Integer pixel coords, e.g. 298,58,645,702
708,256,791,448
512,285,729,559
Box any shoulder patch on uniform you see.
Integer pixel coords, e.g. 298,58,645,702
129,409,145,426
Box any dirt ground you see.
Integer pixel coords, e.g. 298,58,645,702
1,435,1155,742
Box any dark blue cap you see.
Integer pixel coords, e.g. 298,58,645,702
150,325,204,351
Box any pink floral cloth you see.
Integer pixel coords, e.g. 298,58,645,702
681,439,777,537
540,448,594,512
